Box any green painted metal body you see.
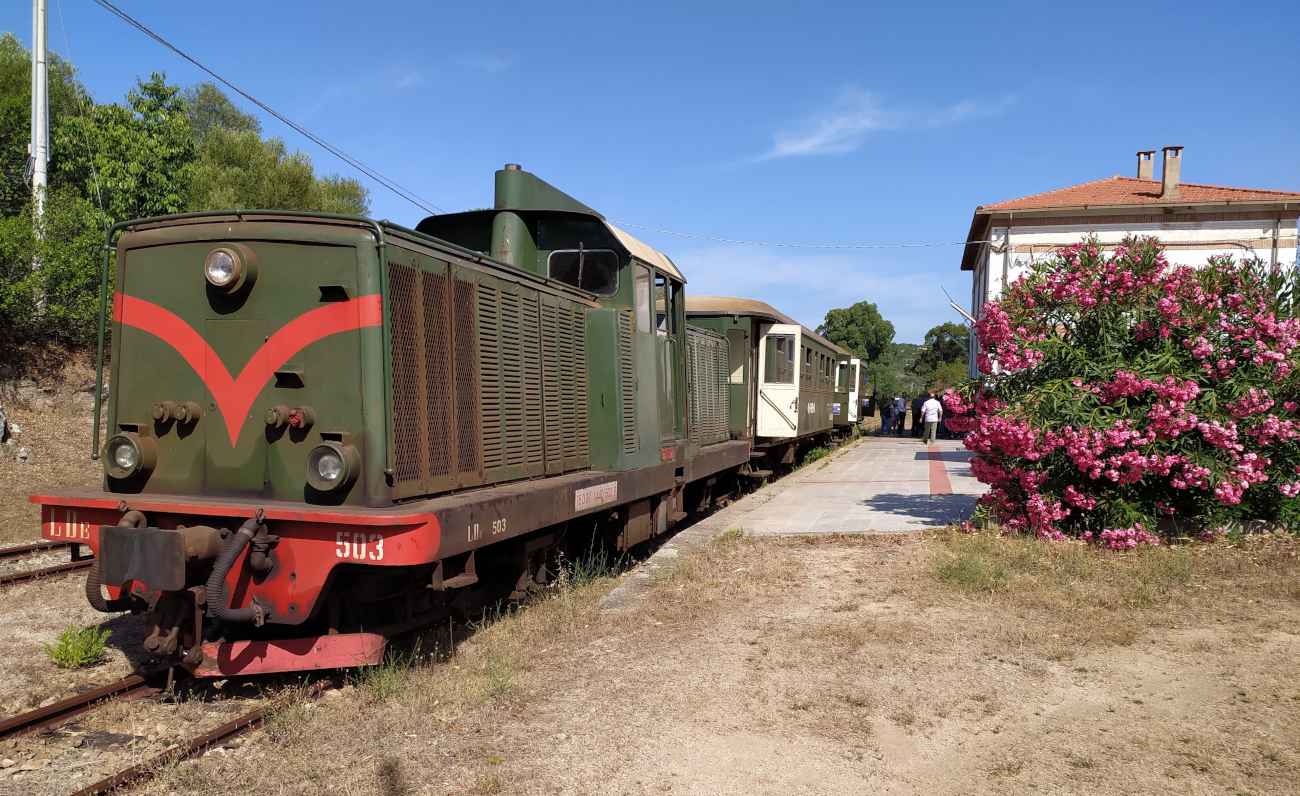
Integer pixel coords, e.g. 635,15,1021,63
96,168,715,512
686,315,756,439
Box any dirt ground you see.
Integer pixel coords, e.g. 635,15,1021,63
114,530,1300,796
0,358,102,546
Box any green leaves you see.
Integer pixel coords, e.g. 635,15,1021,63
817,301,895,362
0,42,371,353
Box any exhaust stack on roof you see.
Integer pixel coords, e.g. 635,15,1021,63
1136,150,1155,180
1160,146,1183,199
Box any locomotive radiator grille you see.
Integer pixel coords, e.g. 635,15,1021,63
390,259,589,494
387,261,483,498
421,269,453,478
477,285,505,471
540,300,564,474
387,264,425,484
617,310,638,454
687,326,731,446
453,279,481,477
563,306,589,469
475,281,586,482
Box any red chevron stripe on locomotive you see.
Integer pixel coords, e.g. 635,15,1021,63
112,292,383,445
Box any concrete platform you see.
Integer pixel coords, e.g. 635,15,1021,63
601,436,985,611
740,436,984,535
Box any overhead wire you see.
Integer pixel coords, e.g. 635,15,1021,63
55,0,109,231
89,0,446,215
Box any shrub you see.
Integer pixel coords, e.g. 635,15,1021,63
44,624,110,668
948,237,1300,545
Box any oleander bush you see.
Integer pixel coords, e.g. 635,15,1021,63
945,236,1300,547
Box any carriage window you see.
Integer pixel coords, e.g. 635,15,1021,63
634,265,651,333
765,334,795,384
837,362,849,390
547,249,620,295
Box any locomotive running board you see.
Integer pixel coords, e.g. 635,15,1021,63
192,634,386,677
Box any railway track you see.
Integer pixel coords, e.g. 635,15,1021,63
0,539,93,588
0,670,332,795
0,673,159,742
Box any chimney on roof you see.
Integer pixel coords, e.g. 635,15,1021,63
1136,150,1155,180
1160,146,1183,199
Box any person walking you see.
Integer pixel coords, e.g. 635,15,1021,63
921,391,943,444
878,395,894,436
892,395,906,436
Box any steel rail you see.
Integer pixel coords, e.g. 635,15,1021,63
0,558,92,588
0,539,68,559
71,679,334,796
0,674,156,741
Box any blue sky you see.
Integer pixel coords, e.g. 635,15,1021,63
6,0,1299,342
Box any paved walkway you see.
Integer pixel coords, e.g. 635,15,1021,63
741,436,984,535
601,436,984,611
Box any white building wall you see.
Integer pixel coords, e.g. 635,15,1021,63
968,215,1299,377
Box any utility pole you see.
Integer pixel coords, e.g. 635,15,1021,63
29,0,48,311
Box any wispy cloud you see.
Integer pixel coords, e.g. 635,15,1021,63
453,51,516,74
760,88,1015,160
676,244,969,343
393,69,426,90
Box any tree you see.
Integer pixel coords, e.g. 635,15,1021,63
184,82,259,141
187,127,368,214
912,321,970,389
818,300,894,362
54,73,197,221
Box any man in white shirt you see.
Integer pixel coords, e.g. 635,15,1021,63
920,391,943,444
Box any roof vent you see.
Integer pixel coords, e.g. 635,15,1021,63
503,163,522,171
1136,150,1155,180
1160,146,1183,200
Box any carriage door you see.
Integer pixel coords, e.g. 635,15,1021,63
847,360,860,422
757,323,799,437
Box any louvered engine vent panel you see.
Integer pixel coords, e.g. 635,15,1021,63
386,261,482,498
617,310,638,454
476,282,588,482
687,326,731,446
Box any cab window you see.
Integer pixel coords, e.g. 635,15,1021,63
634,265,652,332
548,249,619,295
655,274,677,336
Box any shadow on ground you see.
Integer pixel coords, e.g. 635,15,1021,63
859,493,979,526
913,451,971,463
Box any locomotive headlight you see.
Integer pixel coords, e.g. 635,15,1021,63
203,246,256,293
103,433,157,480
204,248,240,288
306,442,359,492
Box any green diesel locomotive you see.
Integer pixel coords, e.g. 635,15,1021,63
33,166,750,675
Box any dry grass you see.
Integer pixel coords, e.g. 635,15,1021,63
926,528,1300,657
122,530,1300,795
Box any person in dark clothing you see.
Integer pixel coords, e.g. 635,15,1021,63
911,394,926,438
892,395,907,436
879,396,894,436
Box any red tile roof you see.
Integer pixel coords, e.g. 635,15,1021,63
981,175,1300,211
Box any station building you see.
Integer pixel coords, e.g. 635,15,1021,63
959,147,1300,376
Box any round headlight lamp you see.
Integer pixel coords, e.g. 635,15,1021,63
103,433,157,480
306,442,359,492
204,248,240,288
203,246,255,293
